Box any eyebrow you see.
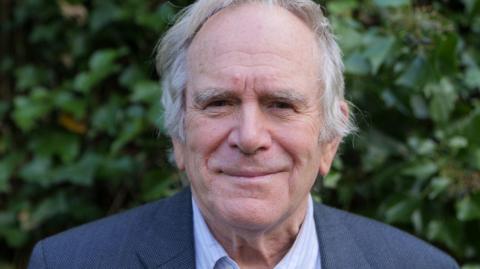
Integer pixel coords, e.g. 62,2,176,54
193,88,236,105
192,87,308,106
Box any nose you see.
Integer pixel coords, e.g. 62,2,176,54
227,104,272,155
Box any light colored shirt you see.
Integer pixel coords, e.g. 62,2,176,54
193,196,321,269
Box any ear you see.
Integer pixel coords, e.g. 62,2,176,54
172,138,185,171
318,137,340,176
318,101,349,176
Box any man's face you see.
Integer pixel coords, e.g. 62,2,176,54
173,3,342,232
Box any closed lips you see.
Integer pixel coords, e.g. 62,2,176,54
218,168,284,178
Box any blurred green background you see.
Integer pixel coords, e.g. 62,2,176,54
0,0,479,268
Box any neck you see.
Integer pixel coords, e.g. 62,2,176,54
202,199,309,268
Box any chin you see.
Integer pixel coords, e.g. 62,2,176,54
216,196,285,231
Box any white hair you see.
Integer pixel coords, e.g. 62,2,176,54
156,0,355,143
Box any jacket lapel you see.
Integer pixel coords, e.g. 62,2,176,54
134,189,372,269
314,203,372,269
134,188,196,269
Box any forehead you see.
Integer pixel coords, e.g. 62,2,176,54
186,3,320,78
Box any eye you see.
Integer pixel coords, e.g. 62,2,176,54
207,100,230,107
270,101,294,110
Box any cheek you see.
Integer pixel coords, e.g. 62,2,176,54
275,120,321,161
184,115,231,164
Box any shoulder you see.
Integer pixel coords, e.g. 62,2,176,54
28,189,192,269
314,203,459,269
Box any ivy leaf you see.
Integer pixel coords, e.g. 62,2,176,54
14,65,50,92
12,88,52,131
130,80,161,103
428,177,451,200
465,67,480,89
324,172,341,189
0,154,24,193
19,156,53,186
73,48,127,93
396,57,430,88
374,0,410,7
28,131,80,163
345,53,370,75
402,160,438,180
427,78,457,124
364,35,395,74
456,194,480,221
27,192,69,230
385,195,420,224
53,153,101,186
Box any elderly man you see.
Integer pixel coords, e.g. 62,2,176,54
28,0,458,268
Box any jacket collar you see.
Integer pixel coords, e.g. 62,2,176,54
135,188,196,269
134,188,371,269
314,203,372,269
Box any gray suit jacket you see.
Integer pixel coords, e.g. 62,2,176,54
28,188,459,268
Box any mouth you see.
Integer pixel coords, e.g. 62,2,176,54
217,168,283,179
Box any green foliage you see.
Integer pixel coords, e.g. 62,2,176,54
323,0,480,264
0,0,479,267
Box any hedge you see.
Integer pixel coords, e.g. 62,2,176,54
0,0,479,268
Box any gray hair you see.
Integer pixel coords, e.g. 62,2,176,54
156,0,355,143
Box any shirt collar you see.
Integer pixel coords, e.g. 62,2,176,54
192,196,321,269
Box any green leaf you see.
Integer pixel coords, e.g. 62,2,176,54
364,35,395,74
448,136,468,150
409,95,429,119
0,101,9,120
19,156,53,186
141,170,179,201
407,137,436,156
28,192,69,229
335,19,364,52
73,72,95,93
345,53,370,75
0,154,24,193
432,34,459,76
29,131,80,163
53,153,101,186
91,95,124,135
14,65,50,92
119,65,147,88
328,0,357,15
97,156,136,180
130,80,161,103
89,2,122,32
470,148,480,170
402,160,438,180
11,88,52,131
428,177,451,199
456,194,480,221
53,91,87,119
374,0,410,7
324,172,341,189
111,106,145,153
0,227,29,247
426,220,461,251
89,48,125,72
465,67,480,89
396,57,429,88
0,212,15,226
73,48,127,93
446,106,480,146
428,79,457,123
384,196,420,223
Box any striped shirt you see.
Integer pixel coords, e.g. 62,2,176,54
192,196,321,269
